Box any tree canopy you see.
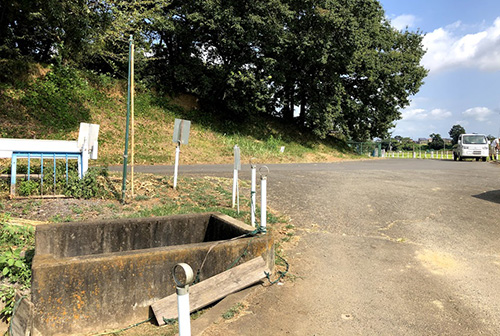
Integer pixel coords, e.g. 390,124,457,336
449,124,466,145
0,0,427,141
429,133,444,150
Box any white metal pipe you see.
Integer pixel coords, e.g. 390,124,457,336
232,169,238,208
260,176,267,232
251,165,256,227
177,289,191,336
173,144,180,189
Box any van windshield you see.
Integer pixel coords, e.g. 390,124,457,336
462,135,487,144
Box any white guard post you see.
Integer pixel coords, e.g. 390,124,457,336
260,166,269,233
250,158,257,227
232,145,241,209
173,141,181,189
172,119,191,190
173,263,194,336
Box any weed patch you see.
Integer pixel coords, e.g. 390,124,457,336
0,219,35,318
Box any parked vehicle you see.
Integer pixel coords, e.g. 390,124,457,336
453,134,489,161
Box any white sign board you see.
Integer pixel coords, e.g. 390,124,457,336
234,145,241,170
173,119,191,145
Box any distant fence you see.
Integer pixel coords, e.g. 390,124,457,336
348,142,382,157
384,150,452,160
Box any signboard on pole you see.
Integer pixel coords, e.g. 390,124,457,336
234,145,241,170
173,119,191,145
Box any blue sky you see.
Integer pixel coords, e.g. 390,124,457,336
379,0,500,140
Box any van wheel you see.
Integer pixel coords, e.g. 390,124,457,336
482,157,487,162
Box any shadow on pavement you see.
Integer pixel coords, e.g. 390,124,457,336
472,190,500,204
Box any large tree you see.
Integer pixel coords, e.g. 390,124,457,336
429,133,444,150
1,0,428,141
149,0,427,138
449,124,466,145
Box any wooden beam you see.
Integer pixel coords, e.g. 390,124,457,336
152,256,269,325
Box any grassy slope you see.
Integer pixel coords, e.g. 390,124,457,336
0,64,359,167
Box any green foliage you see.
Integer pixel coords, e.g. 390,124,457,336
449,124,466,145
22,65,93,131
1,0,428,145
12,163,115,199
0,222,35,317
65,167,112,199
150,0,427,140
222,303,244,320
18,180,39,197
0,247,33,285
429,133,445,150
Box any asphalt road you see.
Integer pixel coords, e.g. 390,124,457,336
116,159,500,335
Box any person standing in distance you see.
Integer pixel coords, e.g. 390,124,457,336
490,137,500,161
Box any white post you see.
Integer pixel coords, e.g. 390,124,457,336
232,145,241,208
82,137,89,177
250,163,257,227
173,142,180,189
232,168,237,208
261,174,267,233
177,288,191,336
173,263,194,336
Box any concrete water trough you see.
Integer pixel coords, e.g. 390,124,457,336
31,213,274,335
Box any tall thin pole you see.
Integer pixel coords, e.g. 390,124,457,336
121,35,133,202
130,40,135,196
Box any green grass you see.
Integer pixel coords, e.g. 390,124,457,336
222,303,245,320
0,62,360,168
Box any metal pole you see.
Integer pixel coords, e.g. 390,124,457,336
250,161,257,227
121,35,133,202
130,39,135,196
173,142,180,189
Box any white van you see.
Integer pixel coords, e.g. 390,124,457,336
453,134,489,161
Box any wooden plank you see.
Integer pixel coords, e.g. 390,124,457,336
152,257,269,325
10,293,34,336
7,218,48,227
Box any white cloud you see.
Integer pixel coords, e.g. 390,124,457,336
390,14,417,31
401,108,427,120
423,18,500,73
462,107,494,121
401,107,452,121
430,108,452,120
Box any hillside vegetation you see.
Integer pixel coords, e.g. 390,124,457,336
0,62,357,167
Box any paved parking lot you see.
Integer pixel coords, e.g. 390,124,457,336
189,159,500,335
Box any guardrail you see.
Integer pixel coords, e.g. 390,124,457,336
0,123,99,196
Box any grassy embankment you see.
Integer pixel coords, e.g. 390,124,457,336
0,62,358,168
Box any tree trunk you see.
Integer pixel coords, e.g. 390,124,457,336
298,89,306,125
